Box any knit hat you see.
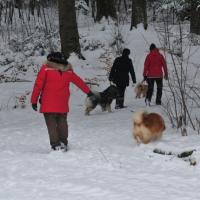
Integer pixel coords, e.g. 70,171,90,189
149,43,156,51
122,48,130,57
47,52,68,65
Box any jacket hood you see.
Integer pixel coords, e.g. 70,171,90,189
151,48,159,53
150,48,160,55
45,60,73,71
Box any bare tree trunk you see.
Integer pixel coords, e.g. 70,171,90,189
7,1,14,24
96,0,116,21
0,3,3,24
117,0,122,12
85,0,89,6
190,0,200,35
29,0,35,16
91,0,96,21
117,0,128,13
130,0,147,30
123,0,128,13
58,0,81,58
15,0,22,19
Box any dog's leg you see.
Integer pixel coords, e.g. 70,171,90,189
85,108,90,116
100,103,107,112
133,132,141,145
106,104,112,112
85,107,93,116
101,107,106,112
133,135,142,145
136,135,142,144
134,131,149,144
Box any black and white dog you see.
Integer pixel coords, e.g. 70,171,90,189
85,85,119,115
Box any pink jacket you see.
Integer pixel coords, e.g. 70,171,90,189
143,49,168,78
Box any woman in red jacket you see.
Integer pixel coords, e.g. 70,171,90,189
143,44,168,106
31,52,93,151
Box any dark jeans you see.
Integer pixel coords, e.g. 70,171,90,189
146,78,163,104
44,113,68,148
116,85,126,107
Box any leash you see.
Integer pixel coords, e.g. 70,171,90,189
109,81,117,87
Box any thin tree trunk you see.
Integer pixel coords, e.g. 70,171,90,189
130,0,147,30
117,0,122,12
96,0,116,21
58,0,81,58
85,0,89,6
91,0,96,22
190,0,200,35
123,0,128,13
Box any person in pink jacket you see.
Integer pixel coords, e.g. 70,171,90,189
31,52,93,151
143,44,168,106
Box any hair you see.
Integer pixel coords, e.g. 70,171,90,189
149,43,156,51
122,48,130,57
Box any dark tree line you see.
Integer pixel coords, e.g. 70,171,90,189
1,0,200,57
58,0,147,56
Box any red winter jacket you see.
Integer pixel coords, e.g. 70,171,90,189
143,49,168,78
31,61,90,113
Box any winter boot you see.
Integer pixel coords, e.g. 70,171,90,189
60,142,68,152
51,145,62,151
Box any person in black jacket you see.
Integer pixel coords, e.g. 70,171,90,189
109,48,136,109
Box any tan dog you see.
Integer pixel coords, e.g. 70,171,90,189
133,111,165,144
134,83,148,98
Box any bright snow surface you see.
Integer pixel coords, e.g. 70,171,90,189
0,24,200,200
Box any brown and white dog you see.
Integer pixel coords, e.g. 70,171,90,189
132,110,165,144
134,83,148,98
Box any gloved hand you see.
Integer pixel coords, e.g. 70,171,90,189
32,104,37,111
143,76,147,81
87,91,95,97
164,74,168,80
132,82,136,87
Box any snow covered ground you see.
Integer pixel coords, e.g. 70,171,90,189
0,23,200,200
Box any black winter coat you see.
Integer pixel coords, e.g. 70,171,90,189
109,56,136,86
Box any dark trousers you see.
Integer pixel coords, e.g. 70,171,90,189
44,113,68,148
116,85,126,107
146,78,163,104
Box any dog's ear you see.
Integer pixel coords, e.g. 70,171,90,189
133,110,145,124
